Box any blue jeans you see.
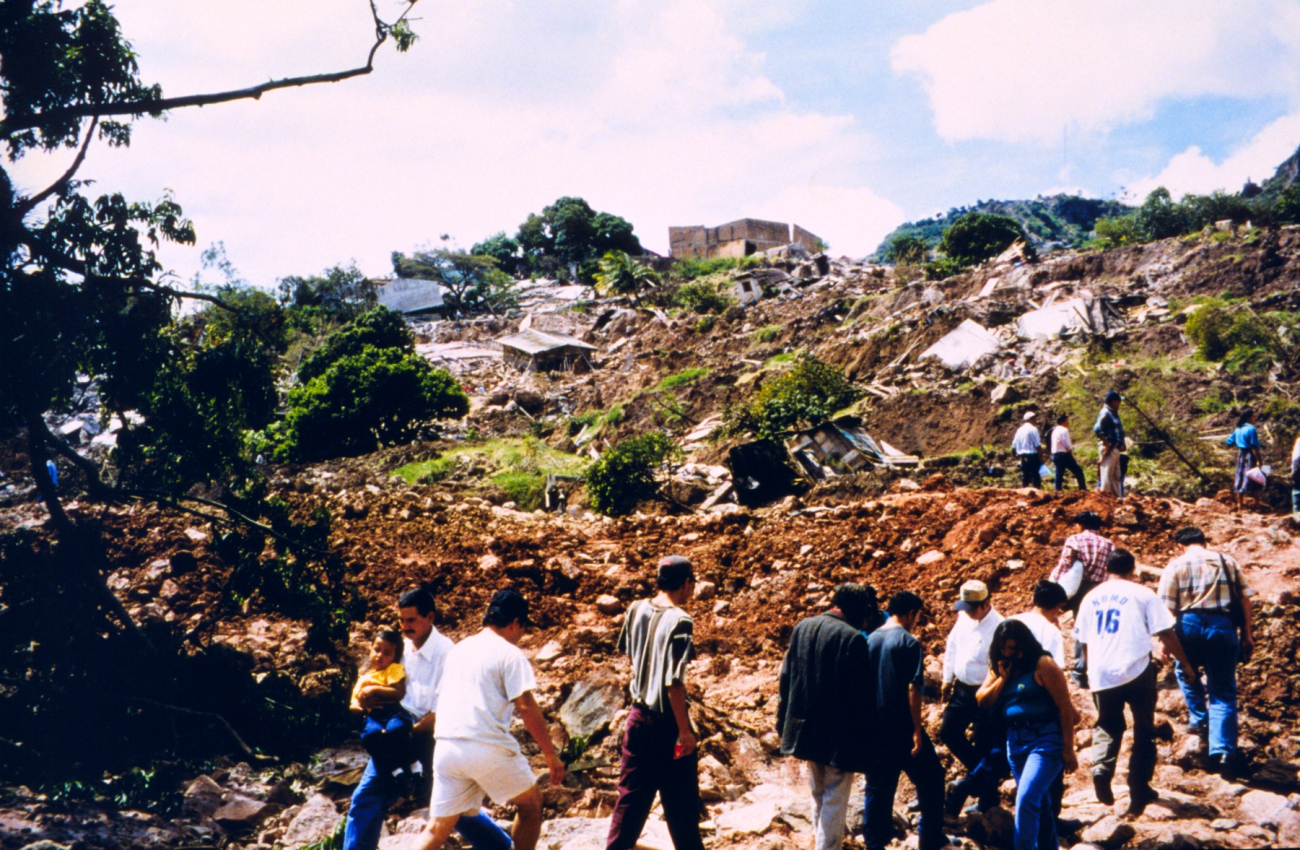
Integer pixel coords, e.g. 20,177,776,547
1007,721,1062,850
343,759,512,850
864,733,945,850
1175,610,1240,758
362,712,413,773
1292,487,1300,514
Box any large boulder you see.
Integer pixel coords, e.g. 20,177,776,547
558,674,626,741
1080,815,1136,849
280,794,342,848
212,795,272,832
182,774,225,818
1238,789,1295,829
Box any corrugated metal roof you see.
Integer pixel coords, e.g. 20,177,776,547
496,328,598,355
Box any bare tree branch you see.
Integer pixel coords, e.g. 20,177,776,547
15,117,98,217
0,0,418,136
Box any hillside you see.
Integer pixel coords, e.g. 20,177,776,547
873,193,1133,258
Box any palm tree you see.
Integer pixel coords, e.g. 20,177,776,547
594,251,658,304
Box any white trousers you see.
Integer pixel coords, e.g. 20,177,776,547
808,761,855,850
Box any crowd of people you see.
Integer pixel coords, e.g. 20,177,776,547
779,517,1257,850
338,509,1256,850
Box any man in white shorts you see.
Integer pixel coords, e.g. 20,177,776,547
415,589,565,850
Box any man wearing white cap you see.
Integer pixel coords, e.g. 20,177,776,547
1012,411,1044,489
940,580,1005,815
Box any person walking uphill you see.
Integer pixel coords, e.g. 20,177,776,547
1159,527,1257,779
606,556,706,850
1013,411,1044,489
1225,410,1263,512
416,589,565,850
940,581,1004,816
976,620,1077,850
1050,414,1087,491
777,584,879,850
1078,549,1192,816
864,592,947,850
1095,391,1126,498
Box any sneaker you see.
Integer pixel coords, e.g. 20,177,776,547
1093,773,1114,806
1215,751,1248,781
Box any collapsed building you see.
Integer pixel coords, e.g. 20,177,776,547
496,329,597,373
374,277,445,315
668,218,824,259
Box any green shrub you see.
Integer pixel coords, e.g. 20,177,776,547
276,346,469,461
1184,302,1235,361
923,257,965,280
298,306,413,382
694,315,715,334
671,281,733,314
885,234,928,264
1092,214,1142,248
752,325,781,344
724,354,859,439
657,367,711,391
938,212,1030,266
585,432,677,515
492,471,547,509
1185,301,1279,371
668,255,761,280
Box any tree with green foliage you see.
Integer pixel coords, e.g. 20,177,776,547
514,196,642,276
1184,301,1280,373
594,250,659,303
585,432,676,515
724,354,859,439
276,346,468,462
297,306,412,382
276,263,376,328
1091,214,1143,249
938,212,1029,266
391,248,518,315
1275,183,1300,226
0,0,423,784
1132,187,1187,240
885,233,928,264
470,232,525,276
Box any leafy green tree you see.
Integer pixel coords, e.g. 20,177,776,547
297,306,412,382
885,233,928,264
275,346,468,462
392,248,518,315
585,432,676,515
938,212,1029,266
724,354,859,439
471,232,525,275
276,263,376,330
514,196,642,275
1178,191,1253,232
1092,214,1143,248
1274,183,1300,225
0,0,423,781
1132,187,1187,240
594,251,659,303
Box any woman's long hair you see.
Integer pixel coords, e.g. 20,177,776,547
987,618,1048,680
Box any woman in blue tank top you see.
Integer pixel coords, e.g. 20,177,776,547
976,619,1078,850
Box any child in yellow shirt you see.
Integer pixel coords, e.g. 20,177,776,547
351,629,412,772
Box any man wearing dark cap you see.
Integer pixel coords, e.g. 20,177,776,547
1095,391,1126,498
606,555,705,850
778,583,879,850
416,589,564,850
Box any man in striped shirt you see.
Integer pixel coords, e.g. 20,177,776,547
1050,512,1115,689
1158,527,1257,778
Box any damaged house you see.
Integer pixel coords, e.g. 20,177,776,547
497,329,597,373
787,416,918,481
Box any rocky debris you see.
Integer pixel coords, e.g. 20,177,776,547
1236,789,1295,829
558,674,626,740
184,774,226,818
212,795,273,832
595,594,624,616
1081,815,1137,849
280,794,343,848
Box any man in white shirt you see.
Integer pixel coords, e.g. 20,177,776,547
1012,411,1044,489
1078,549,1191,815
1049,414,1087,491
1011,580,1067,668
345,589,508,850
416,589,565,850
940,580,1005,815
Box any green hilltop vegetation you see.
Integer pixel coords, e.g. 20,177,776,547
873,193,1133,260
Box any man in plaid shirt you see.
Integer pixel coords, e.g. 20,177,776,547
1050,512,1115,688
1158,527,1257,778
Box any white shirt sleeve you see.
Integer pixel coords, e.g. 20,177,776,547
502,647,538,702
1145,592,1177,635
942,626,957,685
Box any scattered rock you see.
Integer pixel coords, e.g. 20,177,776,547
183,774,225,818
280,794,342,848
714,600,731,615
558,674,625,740
1238,789,1295,829
916,549,945,565
595,594,623,616
1081,815,1136,849
695,581,717,601
536,640,565,662
213,796,272,831
980,806,1015,848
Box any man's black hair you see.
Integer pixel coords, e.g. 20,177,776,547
656,555,695,591
1174,526,1206,546
887,590,925,618
1107,547,1136,575
1237,409,1254,427
1074,511,1102,531
1032,580,1068,610
1056,413,1069,424
483,588,532,628
398,587,437,618
376,628,404,661
832,583,878,630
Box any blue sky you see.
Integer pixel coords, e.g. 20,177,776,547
11,0,1300,286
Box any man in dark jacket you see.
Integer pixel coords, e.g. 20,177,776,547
777,583,879,850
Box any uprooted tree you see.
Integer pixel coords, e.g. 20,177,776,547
0,0,425,782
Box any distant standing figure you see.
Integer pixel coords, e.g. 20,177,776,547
864,592,947,850
777,583,877,850
1225,410,1262,512
1094,391,1126,498
1012,411,1044,489
1049,414,1087,491
606,556,706,850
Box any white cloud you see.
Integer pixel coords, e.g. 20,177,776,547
743,183,904,257
10,0,900,286
1123,111,1300,201
891,0,1300,144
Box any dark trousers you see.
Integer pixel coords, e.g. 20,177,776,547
361,710,414,774
939,683,1005,805
1052,452,1087,491
864,734,945,850
607,706,705,850
1019,454,1042,488
1091,663,1158,793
